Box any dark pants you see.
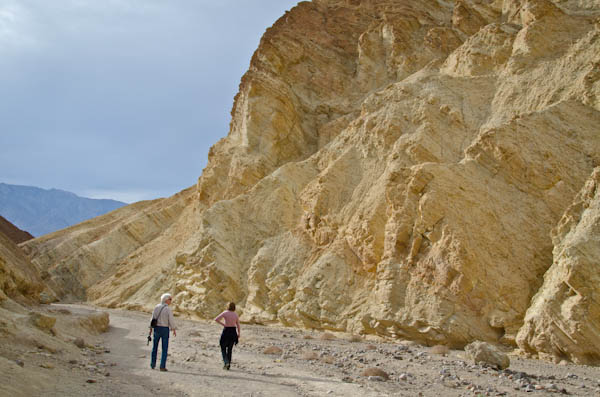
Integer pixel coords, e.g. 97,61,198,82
220,327,238,365
151,326,170,369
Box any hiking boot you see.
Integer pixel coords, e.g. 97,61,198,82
159,368,168,372
226,363,230,370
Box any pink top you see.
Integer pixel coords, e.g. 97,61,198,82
214,310,240,336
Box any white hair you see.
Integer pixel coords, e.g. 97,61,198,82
160,293,172,304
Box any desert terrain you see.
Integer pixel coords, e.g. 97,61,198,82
2,0,600,395
2,304,599,397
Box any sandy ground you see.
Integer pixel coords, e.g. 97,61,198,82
2,304,600,396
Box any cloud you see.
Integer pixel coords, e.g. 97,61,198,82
0,2,39,52
0,0,299,202
81,188,166,204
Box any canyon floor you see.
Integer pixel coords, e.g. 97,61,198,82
2,304,600,396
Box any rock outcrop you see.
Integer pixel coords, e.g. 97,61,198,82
22,0,600,363
0,230,45,304
516,168,600,365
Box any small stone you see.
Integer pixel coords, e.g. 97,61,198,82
524,384,535,392
15,360,24,367
73,338,86,348
342,376,353,383
40,363,54,369
86,379,96,384
368,376,385,382
534,385,544,390
69,359,78,365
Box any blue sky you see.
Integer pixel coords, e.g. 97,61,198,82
0,0,299,203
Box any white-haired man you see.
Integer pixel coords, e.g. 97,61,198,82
150,293,177,371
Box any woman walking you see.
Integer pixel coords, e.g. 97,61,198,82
150,293,177,371
214,302,240,370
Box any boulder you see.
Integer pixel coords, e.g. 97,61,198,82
465,341,510,369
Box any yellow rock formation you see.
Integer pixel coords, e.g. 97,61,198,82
22,0,600,364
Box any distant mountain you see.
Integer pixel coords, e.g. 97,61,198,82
0,183,126,237
0,215,33,244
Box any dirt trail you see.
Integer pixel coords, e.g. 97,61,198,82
26,304,600,397
66,304,377,397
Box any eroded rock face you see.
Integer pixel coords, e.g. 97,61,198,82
0,230,45,303
22,0,600,361
516,168,600,365
22,188,195,301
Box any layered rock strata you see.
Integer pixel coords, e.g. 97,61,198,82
23,0,600,363
517,168,600,365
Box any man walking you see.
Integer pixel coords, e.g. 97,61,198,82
150,293,177,371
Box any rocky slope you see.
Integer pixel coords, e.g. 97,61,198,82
0,230,45,304
0,216,33,244
22,0,600,365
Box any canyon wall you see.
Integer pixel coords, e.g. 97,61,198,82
22,0,600,364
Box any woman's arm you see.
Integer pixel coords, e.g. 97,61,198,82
214,312,225,326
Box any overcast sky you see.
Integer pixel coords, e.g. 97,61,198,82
0,0,299,203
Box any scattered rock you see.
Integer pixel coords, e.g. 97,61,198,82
301,351,319,360
15,360,24,367
86,379,96,384
348,334,363,343
79,312,110,333
360,367,389,380
263,346,283,355
430,345,449,355
38,293,55,304
73,338,86,348
321,355,335,364
29,312,56,331
319,332,336,341
464,341,510,369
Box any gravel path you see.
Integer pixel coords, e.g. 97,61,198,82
16,304,599,397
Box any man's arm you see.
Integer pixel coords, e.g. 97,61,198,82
168,308,177,337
